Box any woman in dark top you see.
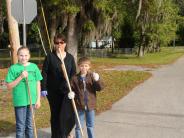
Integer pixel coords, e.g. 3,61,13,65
41,33,76,138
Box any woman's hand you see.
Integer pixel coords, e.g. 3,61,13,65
68,91,75,99
41,90,48,97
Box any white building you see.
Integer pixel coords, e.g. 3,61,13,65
89,36,113,48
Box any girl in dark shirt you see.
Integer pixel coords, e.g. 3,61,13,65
41,33,76,138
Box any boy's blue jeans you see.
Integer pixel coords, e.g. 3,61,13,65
75,109,95,138
14,105,34,138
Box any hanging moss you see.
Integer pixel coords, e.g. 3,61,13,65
64,5,80,14
83,20,95,32
50,0,60,5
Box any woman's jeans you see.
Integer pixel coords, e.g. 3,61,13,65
14,105,34,138
75,109,95,138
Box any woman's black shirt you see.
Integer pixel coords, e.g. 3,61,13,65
41,52,76,95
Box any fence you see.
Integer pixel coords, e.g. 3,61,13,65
0,47,44,69
0,49,11,68
81,48,134,57
0,47,135,68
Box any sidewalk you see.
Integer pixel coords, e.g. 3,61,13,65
3,56,184,138
94,56,184,138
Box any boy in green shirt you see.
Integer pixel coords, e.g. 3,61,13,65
5,47,42,138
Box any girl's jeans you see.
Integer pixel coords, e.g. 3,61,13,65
75,109,95,138
14,105,34,138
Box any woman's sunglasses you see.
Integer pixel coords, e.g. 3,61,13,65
54,41,65,45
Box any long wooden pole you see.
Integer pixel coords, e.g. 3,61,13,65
24,71,37,138
58,48,84,137
37,26,47,56
39,0,52,52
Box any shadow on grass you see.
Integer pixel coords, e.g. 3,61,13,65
0,120,15,137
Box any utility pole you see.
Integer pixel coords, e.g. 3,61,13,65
6,0,20,64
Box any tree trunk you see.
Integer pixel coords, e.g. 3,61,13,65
0,1,3,48
111,37,114,54
79,34,86,57
138,45,144,57
50,14,57,47
136,0,142,21
137,31,145,57
155,41,161,52
0,1,3,35
95,39,99,49
60,13,68,31
6,0,20,64
67,13,78,63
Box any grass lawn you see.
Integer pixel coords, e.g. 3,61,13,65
0,46,184,135
91,47,184,68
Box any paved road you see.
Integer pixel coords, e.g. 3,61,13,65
2,56,184,138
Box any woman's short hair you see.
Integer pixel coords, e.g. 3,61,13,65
54,33,66,43
53,33,67,52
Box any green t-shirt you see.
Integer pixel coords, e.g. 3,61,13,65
5,62,43,107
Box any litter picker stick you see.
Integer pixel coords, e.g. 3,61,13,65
58,48,84,137
39,0,52,52
37,26,47,56
24,70,38,138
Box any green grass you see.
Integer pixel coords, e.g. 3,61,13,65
91,47,184,68
1,46,184,135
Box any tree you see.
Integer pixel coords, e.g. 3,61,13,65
129,0,179,57
173,0,184,45
37,0,180,59
38,0,125,60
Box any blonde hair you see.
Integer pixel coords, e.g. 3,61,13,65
17,46,30,55
78,57,91,66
